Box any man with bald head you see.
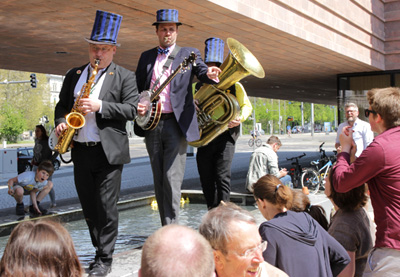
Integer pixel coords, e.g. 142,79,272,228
139,224,215,277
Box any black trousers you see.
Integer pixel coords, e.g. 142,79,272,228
196,131,236,209
145,117,187,226
72,143,123,265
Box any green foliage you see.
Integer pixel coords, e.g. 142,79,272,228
0,103,26,142
243,97,337,135
0,70,53,140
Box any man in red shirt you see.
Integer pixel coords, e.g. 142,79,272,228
332,87,400,276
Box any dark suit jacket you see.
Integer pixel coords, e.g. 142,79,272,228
55,62,139,165
134,46,214,142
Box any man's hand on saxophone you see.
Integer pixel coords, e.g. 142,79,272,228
79,98,101,114
55,122,67,137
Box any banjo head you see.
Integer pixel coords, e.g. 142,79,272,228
136,90,152,128
48,129,58,150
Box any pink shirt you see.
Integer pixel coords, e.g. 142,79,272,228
150,44,176,113
332,126,400,250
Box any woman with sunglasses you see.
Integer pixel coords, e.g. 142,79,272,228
253,174,350,277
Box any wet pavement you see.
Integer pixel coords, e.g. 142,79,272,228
0,132,339,276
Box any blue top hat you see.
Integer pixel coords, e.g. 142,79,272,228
204,37,225,64
85,10,123,46
152,9,182,26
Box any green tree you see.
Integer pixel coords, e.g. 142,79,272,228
0,103,26,142
242,97,336,135
0,69,52,137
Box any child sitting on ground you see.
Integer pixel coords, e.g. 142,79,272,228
7,160,54,216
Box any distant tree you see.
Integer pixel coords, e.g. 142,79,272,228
0,103,26,142
233,97,336,135
0,69,52,135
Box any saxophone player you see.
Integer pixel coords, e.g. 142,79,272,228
54,10,138,276
194,38,252,210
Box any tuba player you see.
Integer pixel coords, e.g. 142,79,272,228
194,37,252,210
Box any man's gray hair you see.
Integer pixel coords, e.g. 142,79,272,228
199,202,256,255
345,102,358,111
141,224,214,277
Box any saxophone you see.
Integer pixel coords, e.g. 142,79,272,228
54,59,100,154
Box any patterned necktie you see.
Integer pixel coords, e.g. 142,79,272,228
157,47,169,55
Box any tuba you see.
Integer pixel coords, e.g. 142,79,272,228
189,38,265,147
51,59,100,154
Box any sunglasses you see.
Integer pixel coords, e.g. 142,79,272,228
364,109,377,117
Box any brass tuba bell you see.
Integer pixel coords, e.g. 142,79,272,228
189,38,265,147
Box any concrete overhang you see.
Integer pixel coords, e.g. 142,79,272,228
0,0,387,105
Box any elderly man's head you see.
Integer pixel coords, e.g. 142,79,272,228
140,224,215,277
344,103,359,123
199,202,265,277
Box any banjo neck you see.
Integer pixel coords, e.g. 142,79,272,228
150,63,183,102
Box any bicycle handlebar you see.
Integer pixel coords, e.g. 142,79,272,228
286,153,306,161
319,142,328,159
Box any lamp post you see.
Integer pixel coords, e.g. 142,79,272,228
311,103,314,137
252,97,256,151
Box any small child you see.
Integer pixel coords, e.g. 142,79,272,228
7,160,54,216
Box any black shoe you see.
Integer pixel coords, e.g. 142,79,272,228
88,263,111,276
29,202,48,215
16,203,25,216
88,258,99,270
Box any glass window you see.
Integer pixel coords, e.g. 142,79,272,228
337,73,397,123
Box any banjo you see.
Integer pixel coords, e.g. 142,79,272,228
136,52,196,130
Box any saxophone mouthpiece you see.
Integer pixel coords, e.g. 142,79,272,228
93,59,100,75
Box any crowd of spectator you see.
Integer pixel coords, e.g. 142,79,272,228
2,84,399,277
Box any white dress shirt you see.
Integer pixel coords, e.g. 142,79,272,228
336,118,374,157
74,64,106,143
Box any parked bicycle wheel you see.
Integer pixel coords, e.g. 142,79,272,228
248,139,254,147
255,139,262,147
301,168,320,195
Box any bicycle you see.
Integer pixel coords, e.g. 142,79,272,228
301,142,337,195
286,153,306,188
248,136,262,147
